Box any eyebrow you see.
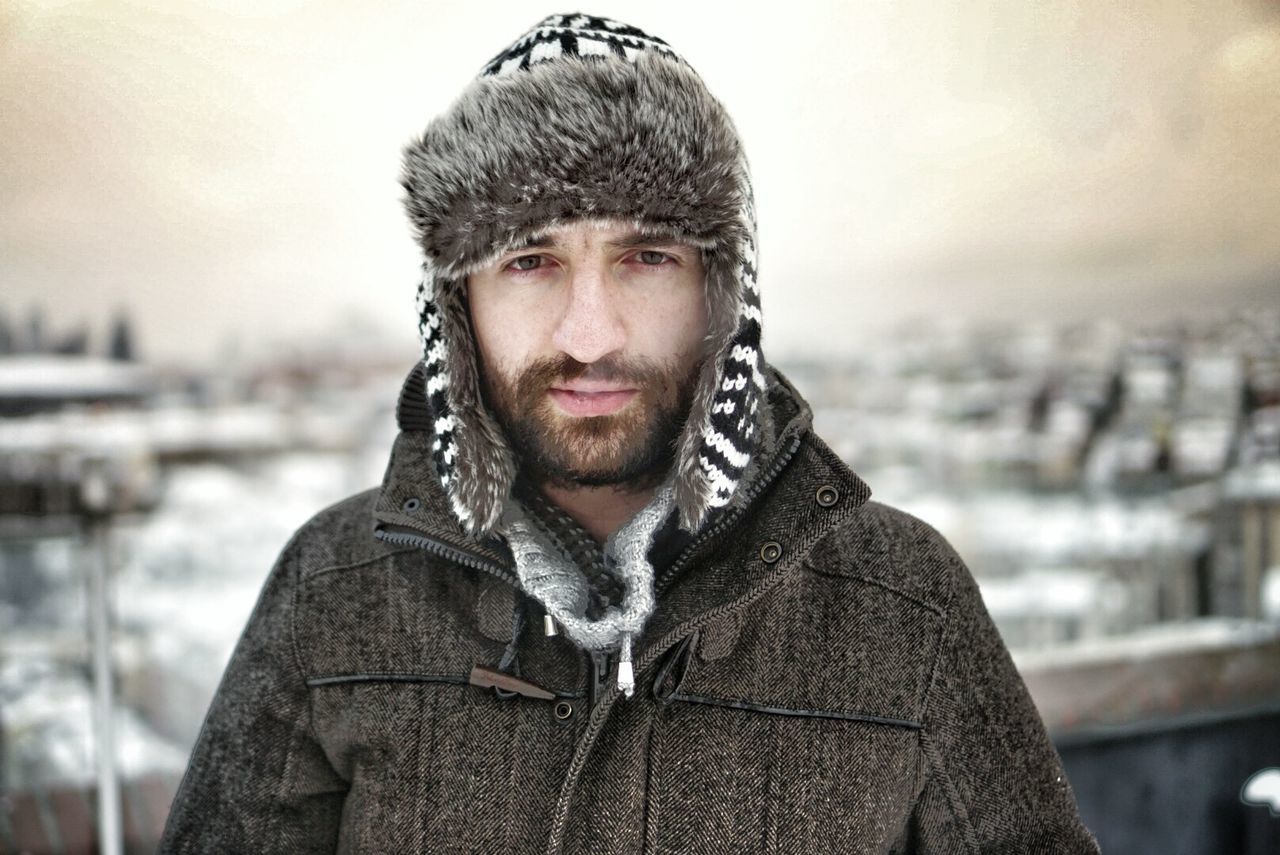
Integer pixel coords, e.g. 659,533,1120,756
606,232,689,250
507,230,690,252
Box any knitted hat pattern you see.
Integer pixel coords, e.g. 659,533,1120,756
400,12,771,540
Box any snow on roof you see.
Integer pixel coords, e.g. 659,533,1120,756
978,568,1124,618
1014,617,1280,671
0,355,155,398
0,402,317,455
1016,618,1280,733
890,488,1207,564
1223,460,1280,500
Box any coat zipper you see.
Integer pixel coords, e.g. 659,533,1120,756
586,649,612,709
546,432,805,854
374,523,518,587
653,432,803,599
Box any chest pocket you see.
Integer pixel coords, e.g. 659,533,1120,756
644,576,940,855
298,552,585,853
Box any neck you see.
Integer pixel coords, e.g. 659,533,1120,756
539,481,656,543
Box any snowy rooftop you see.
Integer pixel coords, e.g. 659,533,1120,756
0,355,155,398
890,488,1209,563
1222,460,1280,500
0,399,374,457
1015,617,1280,670
1017,618,1280,734
978,568,1125,619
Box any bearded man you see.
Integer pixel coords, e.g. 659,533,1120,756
161,13,1099,854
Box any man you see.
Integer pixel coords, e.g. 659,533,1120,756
161,12,1099,854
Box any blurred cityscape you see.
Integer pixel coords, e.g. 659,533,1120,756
1,303,1278,852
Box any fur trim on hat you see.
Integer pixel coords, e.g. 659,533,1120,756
400,13,771,537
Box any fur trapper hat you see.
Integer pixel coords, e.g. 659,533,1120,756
400,12,770,538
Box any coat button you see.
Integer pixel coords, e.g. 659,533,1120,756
553,700,575,721
402,497,422,513
759,541,783,564
815,485,839,507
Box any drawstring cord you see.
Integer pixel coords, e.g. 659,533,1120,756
493,596,529,699
493,598,636,698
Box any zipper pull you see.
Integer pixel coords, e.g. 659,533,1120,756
617,633,635,698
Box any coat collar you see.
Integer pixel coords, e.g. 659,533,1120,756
636,423,871,659
371,361,513,572
371,361,873,638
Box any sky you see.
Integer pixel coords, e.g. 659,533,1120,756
2,0,1278,366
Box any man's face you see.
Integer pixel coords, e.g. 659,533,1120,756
467,219,709,490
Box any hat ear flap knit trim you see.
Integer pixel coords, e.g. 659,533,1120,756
676,189,770,531
672,204,764,531
416,265,515,535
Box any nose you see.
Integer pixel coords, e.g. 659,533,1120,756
550,264,626,364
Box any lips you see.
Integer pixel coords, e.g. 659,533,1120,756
548,387,638,417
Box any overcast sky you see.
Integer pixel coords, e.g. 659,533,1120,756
2,0,1278,366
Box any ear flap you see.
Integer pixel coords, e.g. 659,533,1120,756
415,266,516,536
674,189,772,532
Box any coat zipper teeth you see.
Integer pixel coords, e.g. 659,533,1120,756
374,526,517,586
655,432,802,598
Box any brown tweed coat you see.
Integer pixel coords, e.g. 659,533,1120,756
159,369,1099,854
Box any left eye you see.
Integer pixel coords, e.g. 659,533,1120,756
636,251,670,265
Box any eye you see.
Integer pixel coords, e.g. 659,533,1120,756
636,250,671,266
506,254,545,272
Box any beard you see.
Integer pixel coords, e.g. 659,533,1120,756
482,352,702,491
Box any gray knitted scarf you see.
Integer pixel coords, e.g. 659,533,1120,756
501,484,676,697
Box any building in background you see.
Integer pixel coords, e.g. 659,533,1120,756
2,306,1279,852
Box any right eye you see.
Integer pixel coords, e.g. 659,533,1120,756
507,255,544,272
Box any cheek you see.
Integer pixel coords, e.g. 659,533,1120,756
469,287,547,372
641,286,709,363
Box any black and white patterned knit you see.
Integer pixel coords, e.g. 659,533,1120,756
479,13,682,77
413,269,465,522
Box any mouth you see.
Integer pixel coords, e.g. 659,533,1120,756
547,386,638,417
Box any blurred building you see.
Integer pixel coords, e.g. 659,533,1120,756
3,307,1279,852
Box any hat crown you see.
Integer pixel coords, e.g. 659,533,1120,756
480,12,684,78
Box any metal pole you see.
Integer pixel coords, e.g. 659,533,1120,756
84,508,123,855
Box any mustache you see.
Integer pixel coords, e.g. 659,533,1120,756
519,354,669,390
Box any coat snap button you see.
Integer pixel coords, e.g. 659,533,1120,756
402,497,421,513
553,700,574,721
759,541,783,564
815,485,839,507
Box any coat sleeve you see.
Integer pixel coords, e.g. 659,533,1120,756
903,540,1100,854
158,530,348,853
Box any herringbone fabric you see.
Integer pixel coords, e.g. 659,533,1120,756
159,370,1099,854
